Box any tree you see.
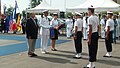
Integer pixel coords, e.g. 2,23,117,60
6,6,14,16
31,0,41,8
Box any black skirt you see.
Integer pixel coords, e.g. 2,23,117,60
50,29,58,40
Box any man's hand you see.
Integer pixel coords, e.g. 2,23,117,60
29,36,31,39
106,35,109,40
88,38,91,45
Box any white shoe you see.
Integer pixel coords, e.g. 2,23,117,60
41,51,46,54
73,53,81,59
86,62,95,68
41,50,49,54
103,52,112,57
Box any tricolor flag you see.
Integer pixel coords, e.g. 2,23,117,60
13,0,18,19
17,14,21,32
12,0,19,32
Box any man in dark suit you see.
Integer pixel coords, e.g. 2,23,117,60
26,12,39,57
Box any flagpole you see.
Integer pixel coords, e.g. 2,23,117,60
0,0,1,23
50,0,51,6
29,0,32,8
64,0,66,11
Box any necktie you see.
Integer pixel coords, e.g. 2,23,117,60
33,19,38,27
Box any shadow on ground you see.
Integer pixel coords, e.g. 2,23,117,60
34,56,78,64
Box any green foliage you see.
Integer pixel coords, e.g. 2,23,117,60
65,12,73,18
31,0,41,8
6,6,14,16
22,10,26,17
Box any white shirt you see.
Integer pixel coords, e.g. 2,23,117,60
65,19,73,28
105,18,114,31
88,15,99,33
38,16,50,35
50,18,59,27
83,16,88,28
73,18,83,31
100,18,106,31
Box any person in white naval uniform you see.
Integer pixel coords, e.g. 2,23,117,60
38,10,51,54
66,16,73,38
103,11,114,57
83,13,88,40
84,6,99,68
100,15,106,39
73,12,83,59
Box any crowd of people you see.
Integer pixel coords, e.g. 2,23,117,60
1,5,119,68
25,5,120,68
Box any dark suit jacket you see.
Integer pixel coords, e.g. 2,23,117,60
26,18,39,39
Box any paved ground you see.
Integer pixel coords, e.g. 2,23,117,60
0,34,120,68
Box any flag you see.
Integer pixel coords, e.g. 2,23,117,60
9,15,13,31
17,14,21,32
12,0,19,32
13,0,18,19
3,4,7,15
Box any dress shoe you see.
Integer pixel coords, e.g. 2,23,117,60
28,53,38,57
51,48,57,51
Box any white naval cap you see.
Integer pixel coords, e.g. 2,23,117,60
74,12,82,16
53,13,58,15
107,11,113,14
42,10,49,13
88,5,95,9
53,13,58,16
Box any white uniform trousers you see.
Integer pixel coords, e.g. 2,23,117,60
27,39,36,53
83,28,88,39
66,27,72,38
101,30,105,38
41,35,49,51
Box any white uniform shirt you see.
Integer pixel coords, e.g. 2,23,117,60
73,18,83,31
100,19,106,31
50,18,59,27
65,19,73,28
88,15,99,33
38,16,50,35
105,18,114,31
83,16,88,28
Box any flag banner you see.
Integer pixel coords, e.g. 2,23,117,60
17,14,21,32
13,0,18,19
9,15,13,31
12,0,19,32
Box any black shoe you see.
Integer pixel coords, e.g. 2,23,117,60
28,53,38,57
51,48,57,51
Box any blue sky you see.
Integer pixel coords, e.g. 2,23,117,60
1,0,30,13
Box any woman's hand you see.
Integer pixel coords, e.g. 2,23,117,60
54,26,58,30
